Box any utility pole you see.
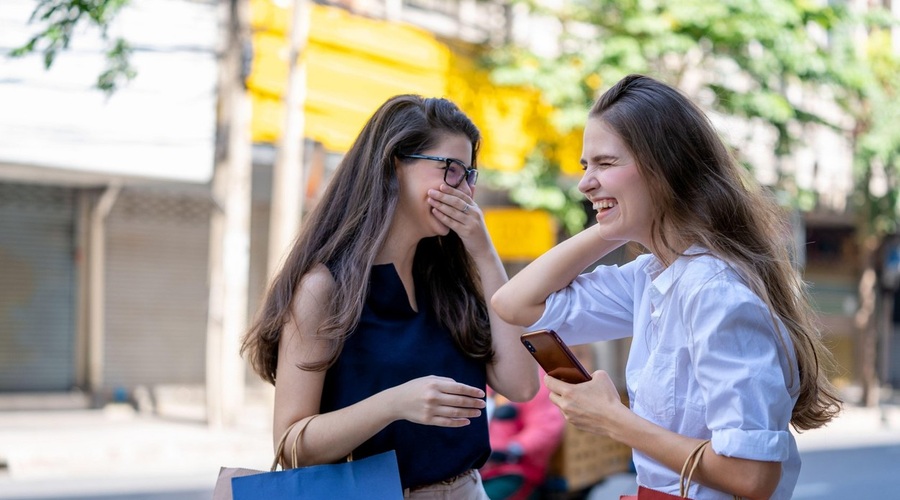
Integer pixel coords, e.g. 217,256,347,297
206,0,252,429
268,0,311,279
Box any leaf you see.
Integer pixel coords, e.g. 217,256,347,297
10,0,135,93
485,0,900,236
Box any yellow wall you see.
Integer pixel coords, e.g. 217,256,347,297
249,2,449,151
247,1,581,174
248,2,579,258
483,209,556,260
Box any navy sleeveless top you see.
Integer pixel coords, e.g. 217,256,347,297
320,263,490,490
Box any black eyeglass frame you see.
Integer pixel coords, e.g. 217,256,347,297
397,153,478,188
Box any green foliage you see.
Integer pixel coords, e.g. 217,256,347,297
482,148,587,235
852,31,900,236
97,38,136,93
482,0,900,237
10,0,135,94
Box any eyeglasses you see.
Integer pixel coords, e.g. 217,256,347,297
398,153,478,188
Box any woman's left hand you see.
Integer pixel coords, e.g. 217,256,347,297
544,370,630,438
427,184,491,255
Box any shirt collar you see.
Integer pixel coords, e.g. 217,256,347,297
644,245,709,321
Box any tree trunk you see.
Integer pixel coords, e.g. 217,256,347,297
856,235,881,407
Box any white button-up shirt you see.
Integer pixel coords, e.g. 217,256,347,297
530,247,800,499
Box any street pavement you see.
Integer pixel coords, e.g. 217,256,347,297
1,393,899,499
0,391,276,500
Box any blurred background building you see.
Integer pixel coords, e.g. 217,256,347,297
0,0,567,408
0,0,218,405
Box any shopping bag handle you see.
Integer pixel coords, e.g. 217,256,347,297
270,415,317,471
271,414,355,471
678,439,741,500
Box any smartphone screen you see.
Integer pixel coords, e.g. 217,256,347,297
521,329,592,384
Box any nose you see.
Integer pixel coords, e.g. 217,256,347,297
458,178,475,196
577,170,596,195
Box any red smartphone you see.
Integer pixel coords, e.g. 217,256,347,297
520,329,592,384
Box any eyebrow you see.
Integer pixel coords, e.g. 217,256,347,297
580,154,618,167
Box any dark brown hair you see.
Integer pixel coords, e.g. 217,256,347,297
590,74,841,430
241,95,492,384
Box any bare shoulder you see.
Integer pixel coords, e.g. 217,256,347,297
282,264,337,348
292,264,337,309
297,263,337,298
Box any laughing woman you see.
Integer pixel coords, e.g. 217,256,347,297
491,75,841,500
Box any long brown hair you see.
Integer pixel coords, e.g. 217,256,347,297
590,74,841,431
241,95,492,384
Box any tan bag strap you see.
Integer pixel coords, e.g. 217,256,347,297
270,415,318,472
679,439,741,500
271,414,355,472
679,439,710,497
271,421,296,471
290,415,319,470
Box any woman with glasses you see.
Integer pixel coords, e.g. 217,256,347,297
241,94,539,498
492,75,842,499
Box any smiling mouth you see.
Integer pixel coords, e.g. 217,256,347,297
592,199,618,211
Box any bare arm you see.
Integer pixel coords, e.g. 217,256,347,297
470,234,539,403
273,264,487,466
492,225,624,327
428,184,538,402
546,371,781,500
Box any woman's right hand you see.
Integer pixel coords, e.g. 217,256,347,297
545,369,630,438
388,375,486,427
492,225,623,327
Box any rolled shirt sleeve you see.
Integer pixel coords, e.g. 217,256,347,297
530,257,649,346
684,277,799,462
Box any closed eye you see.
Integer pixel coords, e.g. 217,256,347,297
584,155,618,170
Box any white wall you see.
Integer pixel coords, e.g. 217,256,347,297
0,0,218,184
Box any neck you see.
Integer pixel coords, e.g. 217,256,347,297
375,223,421,311
649,234,692,268
375,222,419,275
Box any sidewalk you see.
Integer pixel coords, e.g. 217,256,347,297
792,401,900,451
1,398,899,499
0,394,276,499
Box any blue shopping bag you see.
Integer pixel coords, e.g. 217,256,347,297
230,449,403,500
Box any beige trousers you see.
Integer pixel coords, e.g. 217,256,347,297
403,469,490,500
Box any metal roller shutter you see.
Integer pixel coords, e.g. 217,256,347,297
104,187,210,390
0,182,76,391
